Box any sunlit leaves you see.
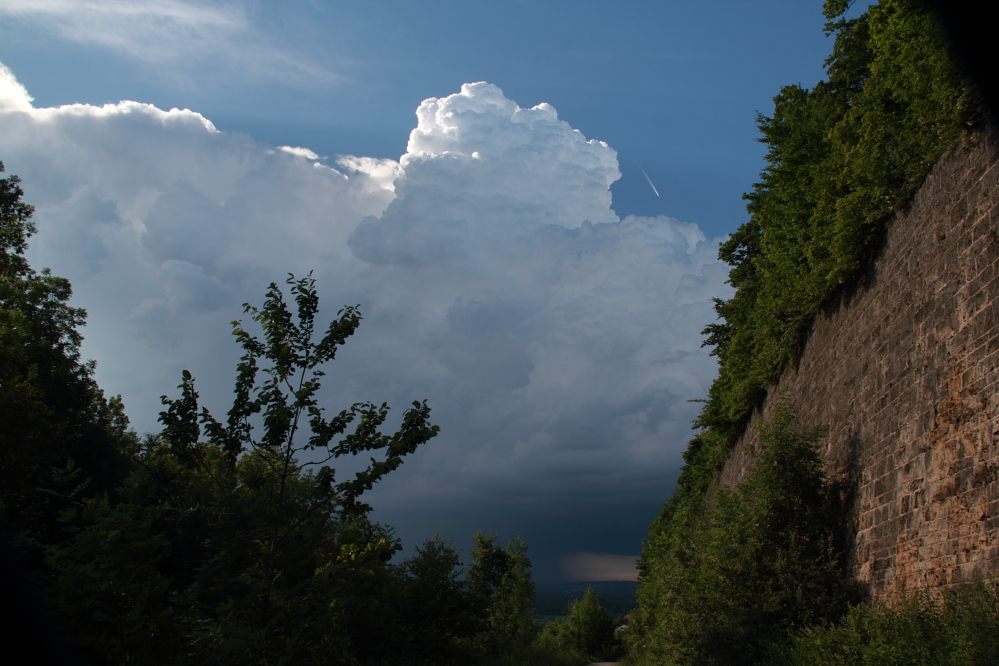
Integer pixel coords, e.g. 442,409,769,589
697,0,978,447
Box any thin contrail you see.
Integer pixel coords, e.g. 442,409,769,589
641,168,660,197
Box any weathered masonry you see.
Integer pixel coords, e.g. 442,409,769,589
720,127,999,601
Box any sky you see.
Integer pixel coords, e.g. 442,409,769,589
0,0,855,582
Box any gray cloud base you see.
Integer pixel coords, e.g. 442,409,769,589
0,70,731,580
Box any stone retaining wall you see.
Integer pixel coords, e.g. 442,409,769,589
719,127,999,600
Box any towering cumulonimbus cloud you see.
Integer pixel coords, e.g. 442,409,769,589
402,82,620,227
343,82,726,497
0,65,732,573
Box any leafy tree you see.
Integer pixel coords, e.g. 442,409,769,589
631,400,857,665
391,536,483,665
467,532,537,656
42,275,442,665
0,164,553,666
42,450,182,665
159,273,439,597
0,159,134,555
0,160,140,666
535,587,619,664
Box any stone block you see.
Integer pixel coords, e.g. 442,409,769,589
722,128,999,602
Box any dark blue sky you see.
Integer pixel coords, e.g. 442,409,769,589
0,0,863,581
0,1,850,238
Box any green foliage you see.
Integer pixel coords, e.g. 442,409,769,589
159,273,440,603
0,165,547,663
775,582,999,666
0,164,563,665
467,532,538,656
42,449,182,665
0,160,135,553
535,587,620,665
37,274,450,665
634,5,984,660
394,536,482,665
631,400,857,665
698,0,981,449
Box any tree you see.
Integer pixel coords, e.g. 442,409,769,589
535,587,619,664
42,275,443,665
467,532,536,654
631,400,857,666
1,166,494,665
0,160,140,666
393,536,481,665
0,160,134,546
157,273,440,636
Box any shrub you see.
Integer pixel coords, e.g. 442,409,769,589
630,399,857,665
535,587,620,664
776,581,999,666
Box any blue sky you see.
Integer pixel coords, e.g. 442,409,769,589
0,0,854,582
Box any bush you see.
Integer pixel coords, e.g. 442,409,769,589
535,587,620,664
776,581,999,666
630,399,857,665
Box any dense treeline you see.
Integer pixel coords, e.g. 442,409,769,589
700,0,981,449
631,1,997,664
630,400,859,664
0,162,136,566
0,161,623,664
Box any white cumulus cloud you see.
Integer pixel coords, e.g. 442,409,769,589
279,145,321,160
0,63,33,111
0,65,395,415
0,65,731,569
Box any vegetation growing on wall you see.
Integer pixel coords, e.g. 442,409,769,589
632,1,989,663
699,0,981,447
775,582,999,666
630,400,857,665
632,401,999,665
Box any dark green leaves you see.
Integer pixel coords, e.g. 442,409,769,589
777,582,999,665
0,161,135,541
467,532,536,650
3,163,536,665
661,23,985,656
696,0,978,452
632,402,857,666
158,271,440,612
535,587,620,664
822,0,853,22
0,161,36,279
158,370,200,464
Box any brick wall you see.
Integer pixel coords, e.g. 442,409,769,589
718,127,999,601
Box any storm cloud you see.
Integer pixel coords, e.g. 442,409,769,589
0,67,731,579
